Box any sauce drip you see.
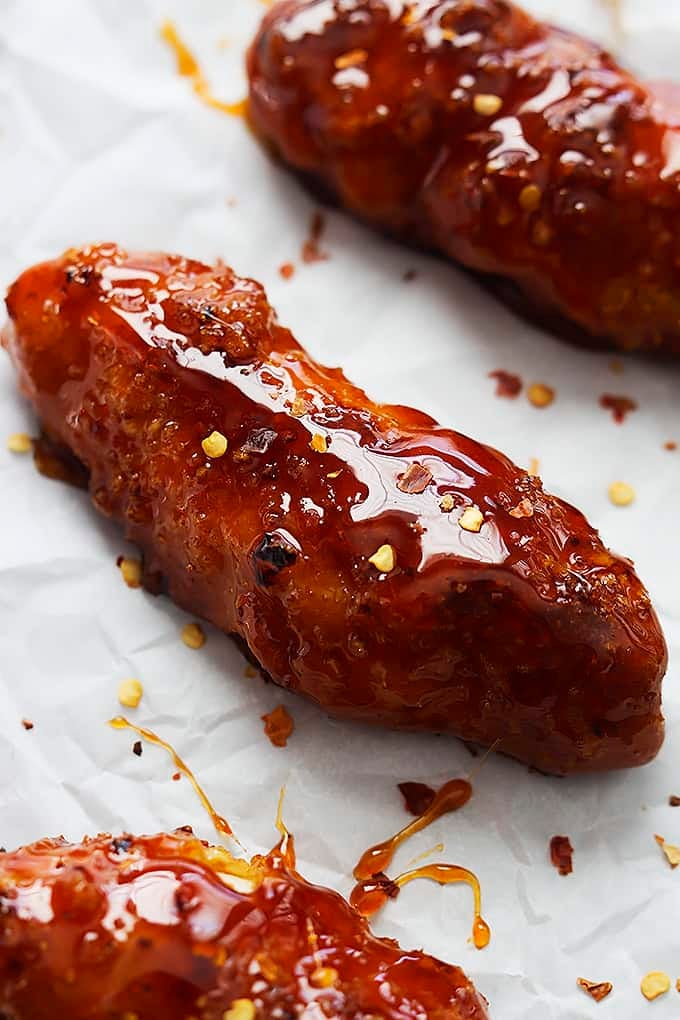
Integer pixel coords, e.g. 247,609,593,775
109,716,235,841
351,777,488,949
351,864,490,950
161,20,246,117
353,778,471,880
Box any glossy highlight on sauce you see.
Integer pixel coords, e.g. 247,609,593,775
248,0,680,354
3,244,667,774
161,20,246,117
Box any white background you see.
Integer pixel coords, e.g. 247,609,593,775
0,1,679,1016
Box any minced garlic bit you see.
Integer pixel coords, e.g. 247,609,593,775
528,457,540,476
641,972,670,1001
458,506,484,533
519,184,541,212
201,430,228,458
509,498,534,519
118,678,143,709
608,480,635,507
368,543,396,573
119,557,142,589
290,396,308,418
223,999,256,1020
527,382,555,408
327,469,342,479
309,433,328,453
181,622,206,650
655,833,680,868
6,432,32,454
310,966,339,988
440,493,455,512
473,93,503,116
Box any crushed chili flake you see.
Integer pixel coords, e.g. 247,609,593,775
21,718,34,731
669,795,680,807
172,772,181,782
489,369,522,398
301,211,329,263
509,498,534,519
655,833,680,868
262,704,295,747
398,781,436,816
279,262,295,280
371,871,401,899
132,740,143,757
599,393,637,424
549,835,573,875
665,441,677,451
402,268,417,282
577,978,613,1002
397,462,433,494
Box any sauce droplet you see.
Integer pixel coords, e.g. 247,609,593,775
351,863,490,949
160,20,246,117
109,716,236,843
353,778,471,880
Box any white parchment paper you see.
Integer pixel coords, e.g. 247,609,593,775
0,1,679,1016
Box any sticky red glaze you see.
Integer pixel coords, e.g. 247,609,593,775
0,830,488,1018
248,0,680,353
3,244,666,773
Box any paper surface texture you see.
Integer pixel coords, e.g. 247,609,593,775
0,1,679,1016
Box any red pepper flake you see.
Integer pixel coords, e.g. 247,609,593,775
489,369,522,398
262,705,295,748
371,871,401,899
509,498,534,519
172,772,181,782
279,262,295,280
669,795,680,806
549,835,573,875
398,781,436,816
21,718,34,731
403,269,417,282
665,441,677,451
301,212,329,264
132,740,143,757
397,462,433,494
599,393,637,424
577,978,613,1002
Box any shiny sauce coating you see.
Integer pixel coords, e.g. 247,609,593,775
248,0,680,353
3,244,666,773
0,830,488,1018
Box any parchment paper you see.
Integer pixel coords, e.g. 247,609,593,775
1,2,679,1016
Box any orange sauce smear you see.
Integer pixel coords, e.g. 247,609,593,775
109,716,235,842
160,20,246,117
351,777,490,949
